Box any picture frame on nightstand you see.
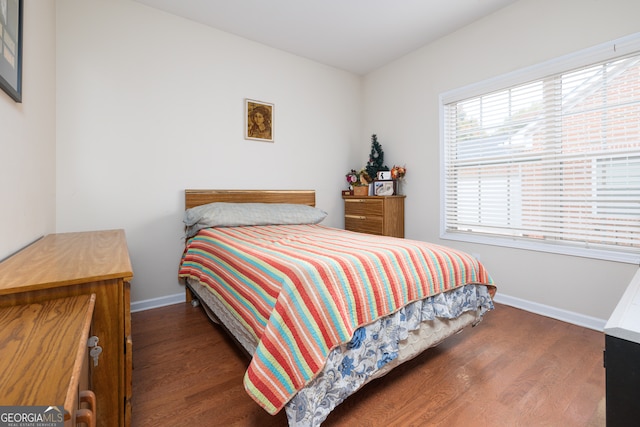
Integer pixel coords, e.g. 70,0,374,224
374,180,395,196
377,171,392,181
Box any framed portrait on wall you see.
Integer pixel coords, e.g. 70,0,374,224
245,99,274,142
0,0,23,103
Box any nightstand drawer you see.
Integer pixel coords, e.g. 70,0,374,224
345,215,383,235
344,198,383,216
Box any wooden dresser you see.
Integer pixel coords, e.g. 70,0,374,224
0,294,96,426
343,195,405,238
0,230,133,427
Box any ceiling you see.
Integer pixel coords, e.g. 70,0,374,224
135,0,519,75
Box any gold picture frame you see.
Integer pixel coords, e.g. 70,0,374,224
245,99,274,142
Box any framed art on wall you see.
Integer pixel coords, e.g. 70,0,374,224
245,99,274,142
0,0,23,103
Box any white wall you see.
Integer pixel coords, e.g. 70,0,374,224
55,0,362,303
0,2,56,260
7,0,631,322
363,0,640,321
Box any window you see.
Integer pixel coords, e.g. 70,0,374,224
441,34,640,263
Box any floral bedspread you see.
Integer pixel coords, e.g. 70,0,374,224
285,284,494,426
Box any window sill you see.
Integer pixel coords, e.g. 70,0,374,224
440,231,640,265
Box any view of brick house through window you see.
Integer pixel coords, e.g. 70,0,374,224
442,45,640,262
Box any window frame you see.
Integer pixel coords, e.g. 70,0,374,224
439,33,640,264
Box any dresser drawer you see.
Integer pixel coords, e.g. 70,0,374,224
344,198,383,216
0,294,96,427
345,215,383,235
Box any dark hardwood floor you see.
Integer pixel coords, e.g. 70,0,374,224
131,301,606,426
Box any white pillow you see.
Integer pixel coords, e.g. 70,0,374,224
184,202,327,237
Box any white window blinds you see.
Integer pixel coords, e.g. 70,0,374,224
442,42,640,263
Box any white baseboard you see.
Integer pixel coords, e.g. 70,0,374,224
493,293,606,332
130,290,607,331
131,292,185,313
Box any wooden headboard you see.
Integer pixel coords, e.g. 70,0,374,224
182,189,316,304
184,189,316,210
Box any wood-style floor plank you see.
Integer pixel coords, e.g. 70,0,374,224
131,302,605,426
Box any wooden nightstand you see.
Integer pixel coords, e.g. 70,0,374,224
0,230,133,427
343,195,405,237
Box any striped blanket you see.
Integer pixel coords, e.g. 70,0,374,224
178,224,495,414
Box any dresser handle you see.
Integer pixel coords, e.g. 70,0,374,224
345,215,367,220
79,390,96,413
345,199,366,203
76,408,95,427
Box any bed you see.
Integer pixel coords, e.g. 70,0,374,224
178,189,496,426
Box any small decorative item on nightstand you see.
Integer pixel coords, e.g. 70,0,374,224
353,186,369,196
374,180,395,196
345,136,406,198
391,165,407,195
345,168,371,196
377,171,392,181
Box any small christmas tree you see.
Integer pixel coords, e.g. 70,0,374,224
365,134,389,180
